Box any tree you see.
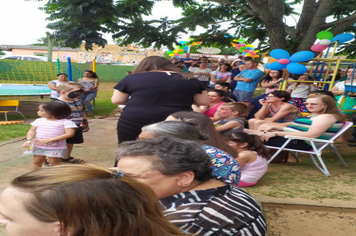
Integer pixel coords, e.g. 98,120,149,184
33,0,356,54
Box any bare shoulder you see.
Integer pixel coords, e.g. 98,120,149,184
312,114,337,123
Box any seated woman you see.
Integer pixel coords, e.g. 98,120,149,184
193,89,226,122
139,120,241,186
226,132,269,188
330,66,356,116
258,93,346,150
0,165,186,236
248,90,301,130
166,111,237,156
286,74,316,112
116,137,267,236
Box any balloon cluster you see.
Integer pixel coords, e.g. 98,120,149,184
231,39,259,58
268,49,314,74
311,31,354,52
166,40,202,57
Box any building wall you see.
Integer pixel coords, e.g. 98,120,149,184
11,45,164,64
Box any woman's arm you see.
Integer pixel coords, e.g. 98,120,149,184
254,100,270,119
192,104,207,113
91,78,99,90
330,84,344,95
263,114,338,141
47,82,57,90
193,90,209,106
210,74,218,83
261,79,282,88
111,90,130,105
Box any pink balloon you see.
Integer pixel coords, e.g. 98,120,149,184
174,53,180,56
248,50,254,53
311,43,328,52
278,58,290,64
243,49,249,52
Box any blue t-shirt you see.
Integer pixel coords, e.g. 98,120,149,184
235,69,263,92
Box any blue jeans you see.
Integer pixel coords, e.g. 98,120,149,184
81,90,97,113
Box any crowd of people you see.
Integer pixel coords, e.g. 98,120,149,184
2,54,355,236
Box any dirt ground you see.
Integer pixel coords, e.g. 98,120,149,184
1,117,356,236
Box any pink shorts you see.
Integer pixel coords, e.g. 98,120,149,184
238,181,257,187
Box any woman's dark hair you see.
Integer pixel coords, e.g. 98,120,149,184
261,70,283,82
220,63,232,72
226,132,269,159
133,56,192,80
169,111,237,156
208,89,227,98
116,137,213,182
84,70,98,78
41,102,72,119
57,73,68,77
270,90,291,102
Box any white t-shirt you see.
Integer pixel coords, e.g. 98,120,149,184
189,67,212,82
287,84,317,98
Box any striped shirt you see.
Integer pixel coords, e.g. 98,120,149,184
283,117,343,140
55,99,84,126
160,184,266,236
31,118,77,150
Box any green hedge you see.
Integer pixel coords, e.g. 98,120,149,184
96,64,135,82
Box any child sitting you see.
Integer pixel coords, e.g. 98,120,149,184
215,102,248,135
286,74,316,112
226,132,269,187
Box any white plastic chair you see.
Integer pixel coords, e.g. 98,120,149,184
266,121,353,176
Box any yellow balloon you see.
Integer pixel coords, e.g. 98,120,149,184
254,50,260,53
169,53,174,57
173,50,179,53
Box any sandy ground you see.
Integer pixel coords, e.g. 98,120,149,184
0,117,356,235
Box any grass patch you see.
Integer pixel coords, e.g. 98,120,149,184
0,124,31,142
245,147,356,201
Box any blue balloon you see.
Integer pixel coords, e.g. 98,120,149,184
269,61,287,70
287,63,307,74
183,46,189,51
289,51,315,62
331,33,354,44
270,49,290,60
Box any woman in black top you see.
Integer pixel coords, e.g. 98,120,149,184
111,56,209,144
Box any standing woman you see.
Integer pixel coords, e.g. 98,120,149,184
78,70,99,116
111,56,209,144
47,73,69,101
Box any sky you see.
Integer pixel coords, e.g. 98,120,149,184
0,0,185,46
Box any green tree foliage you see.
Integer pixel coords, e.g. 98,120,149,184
31,0,356,55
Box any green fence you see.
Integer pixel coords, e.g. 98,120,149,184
0,60,135,84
